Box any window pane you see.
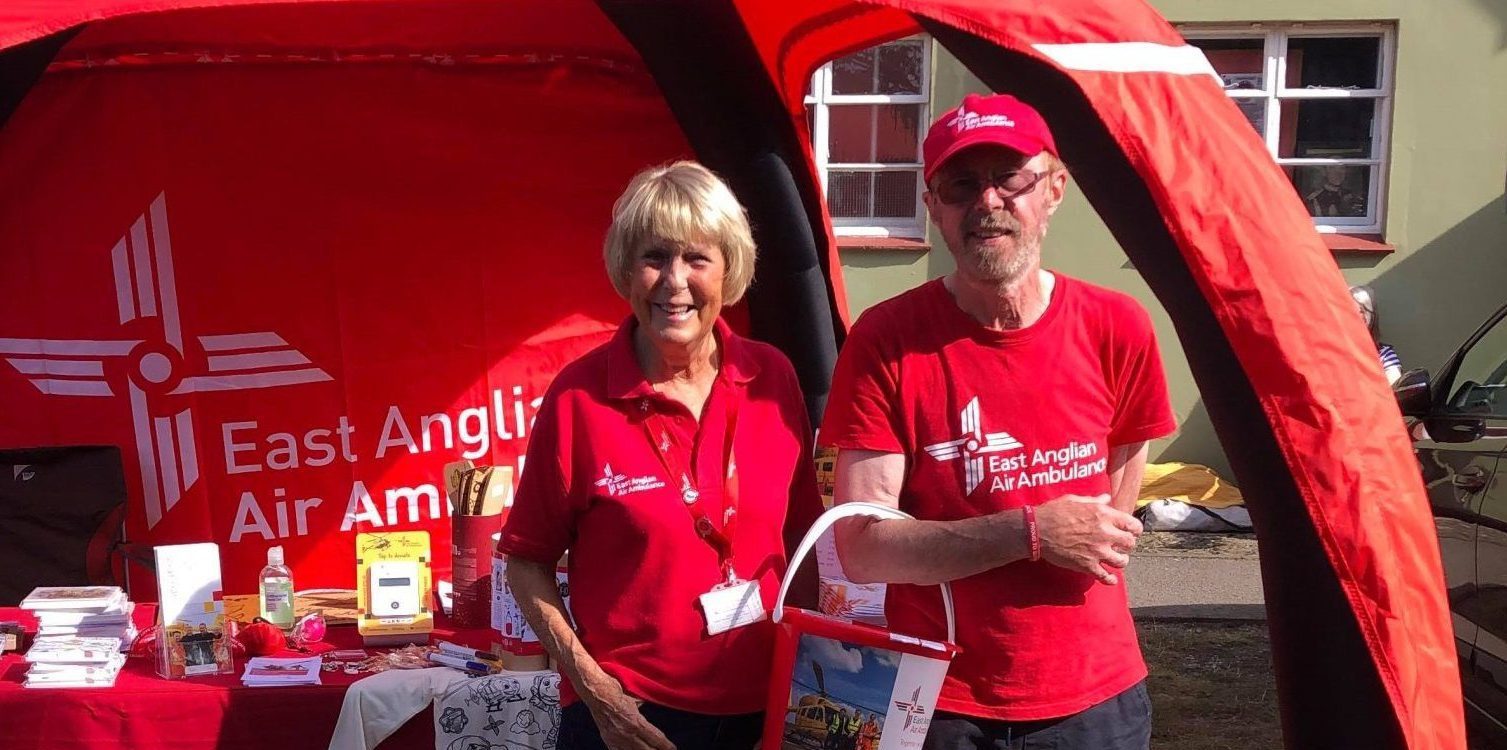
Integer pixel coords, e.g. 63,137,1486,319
832,48,876,95
874,171,918,217
1235,99,1266,136
829,171,873,217
1446,316,1507,416
1285,164,1370,218
828,105,872,162
1286,36,1381,89
875,104,922,163
877,40,924,95
1277,99,1375,158
1191,37,1266,90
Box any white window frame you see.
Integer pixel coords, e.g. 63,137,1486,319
805,36,931,239
1181,22,1396,235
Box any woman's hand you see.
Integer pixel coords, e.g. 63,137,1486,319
506,558,673,748
583,675,676,750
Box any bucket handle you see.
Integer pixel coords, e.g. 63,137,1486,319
773,502,955,644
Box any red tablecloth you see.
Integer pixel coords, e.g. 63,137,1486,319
0,605,498,750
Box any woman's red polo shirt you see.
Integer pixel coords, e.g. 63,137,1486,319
498,317,822,715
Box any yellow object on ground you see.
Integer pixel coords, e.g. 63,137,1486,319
1138,462,1244,509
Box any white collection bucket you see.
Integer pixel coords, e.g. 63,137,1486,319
761,503,959,750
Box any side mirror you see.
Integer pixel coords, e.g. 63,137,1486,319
1393,368,1432,418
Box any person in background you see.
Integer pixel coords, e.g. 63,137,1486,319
842,707,861,750
858,712,881,750
499,161,823,750
1350,284,1403,386
825,708,847,750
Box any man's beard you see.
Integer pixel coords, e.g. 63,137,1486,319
959,211,1046,284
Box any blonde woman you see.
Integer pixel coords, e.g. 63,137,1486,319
500,161,822,750
1350,284,1402,385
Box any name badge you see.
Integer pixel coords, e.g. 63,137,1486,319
699,579,766,636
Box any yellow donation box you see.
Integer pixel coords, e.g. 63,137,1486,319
356,531,435,646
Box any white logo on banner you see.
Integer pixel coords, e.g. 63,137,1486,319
946,105,1015,134
0,192,332,528
922,397,1023,495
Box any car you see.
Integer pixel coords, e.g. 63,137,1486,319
1396,303,1507,747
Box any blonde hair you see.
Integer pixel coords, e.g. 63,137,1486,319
603,161,757,305
1350,284,1381,340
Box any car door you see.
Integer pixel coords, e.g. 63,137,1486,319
1415,409,1493,671
1420,305,1507,711
1471,464,1507,733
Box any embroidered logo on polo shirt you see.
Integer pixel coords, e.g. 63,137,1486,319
922,397,1023,494
593,463,665,498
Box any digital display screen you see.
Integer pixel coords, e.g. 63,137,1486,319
378,577,412,586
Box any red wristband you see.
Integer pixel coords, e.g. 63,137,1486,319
1023,505,1041,562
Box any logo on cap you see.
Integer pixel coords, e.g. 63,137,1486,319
946,105,1016,134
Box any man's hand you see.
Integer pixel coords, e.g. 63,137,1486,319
1034,493,1142,585
582,675,676,750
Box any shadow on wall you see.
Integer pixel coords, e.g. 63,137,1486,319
1371,194,1507,373
1473,0,1507,50
1155,194,1507,478
838,248,935,320
1157,400,1226,476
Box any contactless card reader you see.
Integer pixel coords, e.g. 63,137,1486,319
370,561,421,618
355,531,434,646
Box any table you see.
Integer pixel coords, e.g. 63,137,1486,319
0,604,499,750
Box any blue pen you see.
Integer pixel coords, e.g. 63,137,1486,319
427,652,493,673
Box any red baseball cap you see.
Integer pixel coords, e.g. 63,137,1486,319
922,93,1058,183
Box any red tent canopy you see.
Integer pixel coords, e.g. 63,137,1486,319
0,2,1464,748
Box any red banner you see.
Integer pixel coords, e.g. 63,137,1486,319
0,50,692,596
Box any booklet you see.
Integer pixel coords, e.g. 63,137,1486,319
39,622,137,642
155,543,234,678
23,672,122,689
24,636,124,663
241,656,322,687
28,653,126,675
19,586,125,612
36,602,134,627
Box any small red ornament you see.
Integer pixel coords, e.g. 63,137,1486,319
237,618,287,656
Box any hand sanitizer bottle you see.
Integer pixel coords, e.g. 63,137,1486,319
259,546,296,631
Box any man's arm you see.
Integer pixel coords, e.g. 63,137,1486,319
1107,441,1150,515
831,448,1143,586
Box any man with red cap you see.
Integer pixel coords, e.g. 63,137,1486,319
820,93,1176,749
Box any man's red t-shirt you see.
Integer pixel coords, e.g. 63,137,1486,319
819,274,1177,721
498,317,822,715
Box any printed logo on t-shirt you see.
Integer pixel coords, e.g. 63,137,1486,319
593,463,666,498
922,397,1024,494
922,396,1108,495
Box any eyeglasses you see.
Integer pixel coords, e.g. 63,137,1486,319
932,169,1047,206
